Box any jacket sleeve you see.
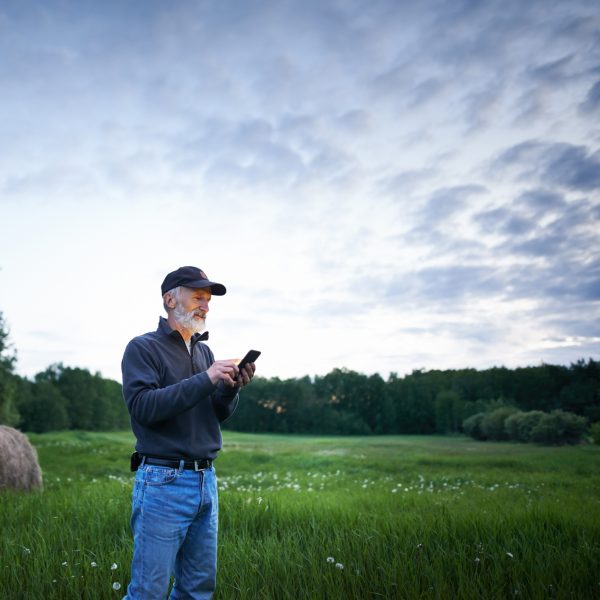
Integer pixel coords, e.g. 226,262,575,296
212,383,240,422
122,338,217,425
204,345,240,422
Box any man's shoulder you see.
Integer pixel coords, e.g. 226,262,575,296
125,328,167,354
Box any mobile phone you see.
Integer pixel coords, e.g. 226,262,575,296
237,349,261,371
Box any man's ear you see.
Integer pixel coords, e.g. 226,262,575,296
165,292,177,309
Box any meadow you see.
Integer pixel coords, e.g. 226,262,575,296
1,432,599,599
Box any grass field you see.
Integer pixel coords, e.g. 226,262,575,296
1,431,599,599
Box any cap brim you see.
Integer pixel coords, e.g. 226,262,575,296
184,280,226,296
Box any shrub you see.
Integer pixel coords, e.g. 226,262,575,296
463,412,486,440
530,410,588,445
481,406,519,441
591,423,600,445
505,410,546,442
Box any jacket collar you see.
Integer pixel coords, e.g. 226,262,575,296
157,317,209,343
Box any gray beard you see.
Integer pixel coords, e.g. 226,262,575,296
173,305,207,335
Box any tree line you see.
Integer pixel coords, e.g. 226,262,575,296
223,360,600,438
0,312,129,432
1,311,598,438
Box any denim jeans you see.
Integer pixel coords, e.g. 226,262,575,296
124,461,218,600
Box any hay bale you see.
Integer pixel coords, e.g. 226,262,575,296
0,425,43,491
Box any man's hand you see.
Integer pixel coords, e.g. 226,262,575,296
235,362,256,388
206,360,239,387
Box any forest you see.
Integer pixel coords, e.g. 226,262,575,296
1,312,598,438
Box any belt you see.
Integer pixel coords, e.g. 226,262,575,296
142,456,212,471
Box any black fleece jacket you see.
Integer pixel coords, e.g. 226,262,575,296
121,317,239,460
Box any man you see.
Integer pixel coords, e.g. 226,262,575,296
121,266,255,599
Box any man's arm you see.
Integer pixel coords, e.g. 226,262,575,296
211,362,256,421
122,338,217,425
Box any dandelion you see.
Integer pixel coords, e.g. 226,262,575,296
326,556,335,563
474,557,481,564
112,582,122,591
416,543,423,549
335,563,344,570
62,561,68,566
506,552,514,559
111,563,118,570
91,562,97,568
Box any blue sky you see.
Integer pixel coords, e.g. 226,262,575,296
1,0,599,383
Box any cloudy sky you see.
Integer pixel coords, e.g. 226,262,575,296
1,0,599,383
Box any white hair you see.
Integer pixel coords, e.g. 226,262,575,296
163,286,182,313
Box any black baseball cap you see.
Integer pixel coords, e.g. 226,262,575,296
161,266,227,296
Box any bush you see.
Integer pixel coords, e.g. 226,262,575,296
481,406,519,441
505,410,546,442
463,412,486,440
530,410,588,445
589,422,600,445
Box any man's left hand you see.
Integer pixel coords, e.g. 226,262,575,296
236,362,256,388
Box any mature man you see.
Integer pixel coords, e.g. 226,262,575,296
121,266,255,599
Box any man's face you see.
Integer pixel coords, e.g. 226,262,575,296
172,286,212,334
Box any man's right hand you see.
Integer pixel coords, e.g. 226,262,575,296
206,360,239,387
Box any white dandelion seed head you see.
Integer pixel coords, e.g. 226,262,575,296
112,582,121,591
506,552,514,559
62,561,68,566
335,563,344,570
91,561,97,567
326,556,335,563
111,563,118,570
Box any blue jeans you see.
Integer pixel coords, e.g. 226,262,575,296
124,462,218,600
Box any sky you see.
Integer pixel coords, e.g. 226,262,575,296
1,0,599,384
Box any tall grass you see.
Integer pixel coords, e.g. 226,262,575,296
1,432,599,599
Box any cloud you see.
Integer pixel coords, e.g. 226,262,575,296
493,141,600,191
580,80,600,113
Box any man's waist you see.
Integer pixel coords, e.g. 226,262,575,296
133,453,213,471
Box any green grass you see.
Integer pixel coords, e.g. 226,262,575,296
1,432,599,599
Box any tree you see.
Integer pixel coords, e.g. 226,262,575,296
434,390,464,433
18,379,69,433
387,371,436,434
0,312,20,427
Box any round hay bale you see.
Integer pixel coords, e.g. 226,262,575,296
0,425,43,491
